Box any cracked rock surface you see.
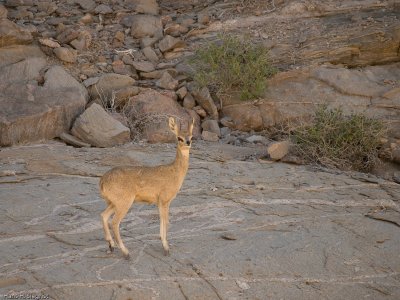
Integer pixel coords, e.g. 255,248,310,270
0,141,399,299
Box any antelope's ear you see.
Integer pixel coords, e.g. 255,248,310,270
188,117,194,135
168,117,178,135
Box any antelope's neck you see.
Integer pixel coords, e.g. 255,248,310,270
173,147,190,177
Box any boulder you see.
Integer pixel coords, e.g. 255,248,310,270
114,86,140,108
53,47,77,63
0,4,7,19
182,93,196,109
156,72,179,90
0,57,88,146
187,82,218,119
77,0,96,11
201,119,220,137
222,103,263,131
131,60,155,73
223,63,400,141
0,19,32,46
176,86,187,99
126,89,195,143
71,103,131,147
94,4,112,14
267,141,290,160
142,46,159,63
0,44,45,68
164,23,189,37
130,14,163,39
124,0,159,15
202,130,219,142
89,73,135,100
59,132,91,148
158,35,185,53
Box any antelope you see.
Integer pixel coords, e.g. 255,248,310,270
99,117,194,258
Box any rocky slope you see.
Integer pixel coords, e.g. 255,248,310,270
0,1,399,153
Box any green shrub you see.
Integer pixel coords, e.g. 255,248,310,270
291,105,386,171
189,34,276,100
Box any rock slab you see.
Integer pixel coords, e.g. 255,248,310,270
71,103,131,148
0,52,87,146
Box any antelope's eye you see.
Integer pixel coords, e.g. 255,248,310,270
178,137,184,142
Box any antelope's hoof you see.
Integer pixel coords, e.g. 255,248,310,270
163,248,170,256
123,252,130,260
108,242,114,253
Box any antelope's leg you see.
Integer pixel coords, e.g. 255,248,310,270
101,204,115,251
112,199,134,258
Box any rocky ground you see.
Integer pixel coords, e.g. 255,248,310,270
0,0,400,299
0,141,399,299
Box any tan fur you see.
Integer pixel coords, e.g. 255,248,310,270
99,117,194,257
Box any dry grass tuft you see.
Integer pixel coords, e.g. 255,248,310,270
291,105,386,172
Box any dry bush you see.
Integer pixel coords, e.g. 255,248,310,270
291,105,386,172
189,34,276,100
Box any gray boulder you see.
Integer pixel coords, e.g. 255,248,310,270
0,54,88,146
71,103,131,148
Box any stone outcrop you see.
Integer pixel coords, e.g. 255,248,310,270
0,54,88,146
187,82,219,120
223,63,400,139
130,14,163,39
0,18,32,46
88,73,136,100
71,103,131,148
126,89,196,143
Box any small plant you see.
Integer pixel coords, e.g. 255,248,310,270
189,34,276,100
291,105,386,171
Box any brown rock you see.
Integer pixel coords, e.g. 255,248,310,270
158,35,185,53
71,104,131,148
0,4,8,19
59,132,91,148
182,93,196,109
56,28,79,44
112,60,133,76
222,103,263,132
126,89,194,143
140,36,159,48
53,47,77,63
197,13,210,25
94,4,112,14
130,14,163,39
4,0,34,7
201,119,220,137
142,46,158,63
267,141,290,160
77,0,96,11
193,105,207,118
125,0,159,15
89,73,135,100
159,90,177,101
114,86,140,108
156,72,179,90
0,45,45,68
202,130,219,142
36,1,57,14
164,23,189,37
0,62,87,146
80,13,93,24
0,19,32,46
131,60,155,73
187,82,218,120
175,87,187,100
39,38,60,48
